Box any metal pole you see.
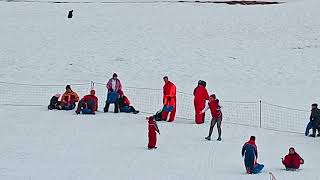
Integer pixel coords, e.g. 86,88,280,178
259,100,262,128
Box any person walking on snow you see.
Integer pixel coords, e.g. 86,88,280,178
241,136,264,174
162,76,176,122
202,94,222,141
147,116,160,150
193,80,209,124
104,73,123,113
282,147,304,170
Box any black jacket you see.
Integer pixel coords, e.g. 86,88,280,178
310,108,320,122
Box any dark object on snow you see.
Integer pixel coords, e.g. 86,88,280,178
68,10,73,19
154,109,164,121
48,94,60,110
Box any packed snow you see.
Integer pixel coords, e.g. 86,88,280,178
1,0,320,179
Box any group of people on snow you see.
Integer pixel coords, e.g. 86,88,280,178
241,136,304,174
47,74,308,173
48,73,139,115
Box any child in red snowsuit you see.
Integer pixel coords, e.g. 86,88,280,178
147,116,160,149
282,147,304,170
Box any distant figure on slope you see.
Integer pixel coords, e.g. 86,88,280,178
58,85,79,110
75,89,98,115
104,73,123,113
193,80,209,124
282,147,304,171
147,116,160,150
68,10,73,19
48,94,61,110
306,103,320,137
202,94,222,141
118,94,139,114
241,136,264,174
162,76,176,122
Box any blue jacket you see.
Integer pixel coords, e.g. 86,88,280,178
242,140,258,168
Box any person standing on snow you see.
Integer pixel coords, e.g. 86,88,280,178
162,76,176,122
307,103,320,137
147,116,160,150
104,73,123,113
241,136,264,174
193,80,209,124
282,147,304,170
202,94,222,141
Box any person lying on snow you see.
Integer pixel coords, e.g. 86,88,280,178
58,85,79,110
241,136,264,174
118,94,139,114
75,89,98,115
48,94,61,110
282,147,304,171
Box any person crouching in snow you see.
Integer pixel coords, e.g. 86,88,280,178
48,94,61,110
202,94,222,141
147,116,160,150
241,136,264,174
75,89,98,115
118,94,139,114
282,147,304,170
58,85,79,110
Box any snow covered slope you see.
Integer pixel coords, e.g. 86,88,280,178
0,106,319,180
1,0,320,179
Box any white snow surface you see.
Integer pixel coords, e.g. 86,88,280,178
1,0,320,179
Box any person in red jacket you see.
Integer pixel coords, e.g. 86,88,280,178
162,76,177,122
147,116,160,150
193,80,209,124
202,94,222,141
282,147,304,170
75,89,98,114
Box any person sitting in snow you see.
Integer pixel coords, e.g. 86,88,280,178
282,147,304,170
118,94,139,114
104,73,123,113
75,89,98,115
203,94,222,141
58,85,79,110
147,116,160,150
241,136,264,174
306,103,320,137
48,94,61,110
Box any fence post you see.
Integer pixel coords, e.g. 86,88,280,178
259,100,262,128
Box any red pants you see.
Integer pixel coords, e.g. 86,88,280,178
194,100,205,124
148,131,157,148
162,105,176,122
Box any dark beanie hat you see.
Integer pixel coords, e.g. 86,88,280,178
66,85,71,90
113,73,118,77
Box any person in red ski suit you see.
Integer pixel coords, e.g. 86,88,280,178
282,147,304,170
147,116,160,149
162,76,177,122
193,80,209,124
202,94,222,141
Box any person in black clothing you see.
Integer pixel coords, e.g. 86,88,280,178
68,10,73,18
309,103,320,137
48,94,61,110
